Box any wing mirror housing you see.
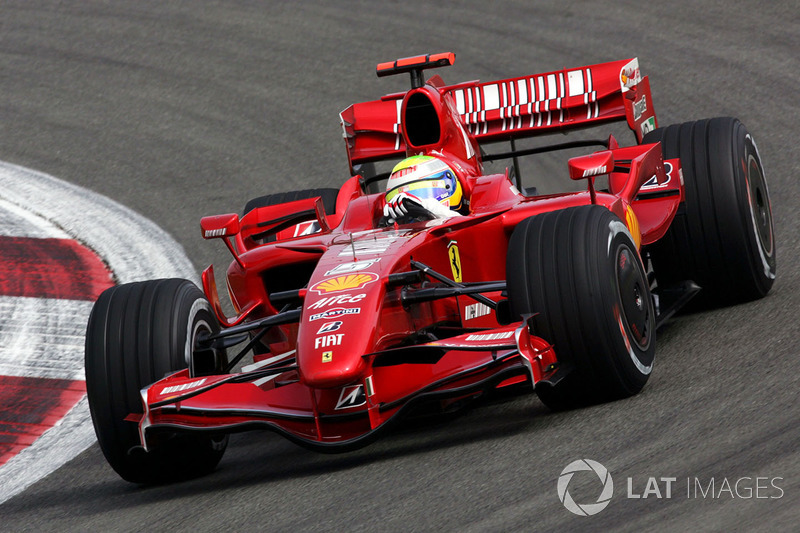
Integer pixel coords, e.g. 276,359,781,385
568,151,614,204
200,213,240,239
200,213,243,268
568,151,614,181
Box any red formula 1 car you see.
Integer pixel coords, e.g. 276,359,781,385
85,53,775,483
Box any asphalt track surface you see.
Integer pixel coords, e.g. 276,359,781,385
0,1,798,531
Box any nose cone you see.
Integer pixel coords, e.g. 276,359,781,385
300,353,367,389
297,315,371,388
297,282,378,389
296,229,413,389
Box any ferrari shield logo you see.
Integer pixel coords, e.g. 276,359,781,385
448,241,463,283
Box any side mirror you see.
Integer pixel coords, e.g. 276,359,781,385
200,213,240,239
568,151,614,181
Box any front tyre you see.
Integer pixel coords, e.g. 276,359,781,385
506,206,656,409
85,279,228,484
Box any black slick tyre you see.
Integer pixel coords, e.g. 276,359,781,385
506,205,656,409
643,117,775,304
85,279,228,484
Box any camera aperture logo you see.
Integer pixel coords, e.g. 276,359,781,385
557,459,785,516
557,459,614,516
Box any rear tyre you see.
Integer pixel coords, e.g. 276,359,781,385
643,118,775,304
243,188,339,215
85,279,228,484
506,206,655,409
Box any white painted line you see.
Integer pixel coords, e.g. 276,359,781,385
0,296,93,381
0,161,198,504
0,296,94,380
0,197,69,239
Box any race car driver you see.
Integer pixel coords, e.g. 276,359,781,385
382,155,465,223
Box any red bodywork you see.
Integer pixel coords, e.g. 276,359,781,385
136,55,683,451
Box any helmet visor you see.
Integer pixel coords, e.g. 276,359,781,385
385,170,457,204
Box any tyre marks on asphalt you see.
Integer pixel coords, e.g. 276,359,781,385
0,161,197,504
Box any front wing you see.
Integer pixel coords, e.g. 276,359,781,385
132,321,557,452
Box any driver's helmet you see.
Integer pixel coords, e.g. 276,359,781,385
385,155,463,209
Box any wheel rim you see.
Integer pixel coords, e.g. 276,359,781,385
616,246,651,352
189,304,219,376
746,154,774,258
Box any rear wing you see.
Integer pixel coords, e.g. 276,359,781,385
340,57,657,171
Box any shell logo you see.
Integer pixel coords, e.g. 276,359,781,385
310,272,379,294
625,205,641,249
